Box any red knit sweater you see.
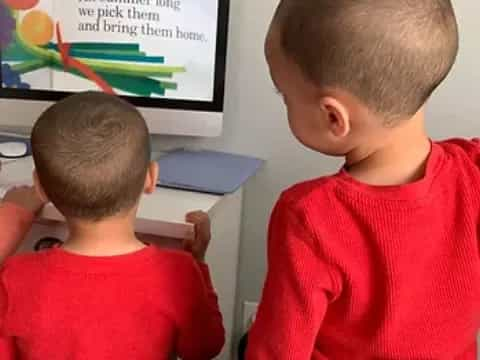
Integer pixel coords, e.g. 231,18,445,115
0,222,224,359
0,203,34,359
247,140,480,360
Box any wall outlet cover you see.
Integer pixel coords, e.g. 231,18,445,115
242,301,259,332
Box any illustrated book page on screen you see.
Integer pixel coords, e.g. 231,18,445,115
0,0,219,101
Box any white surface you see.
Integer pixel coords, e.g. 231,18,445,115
141,107,222,137
0,99,223,137
0,156,222,239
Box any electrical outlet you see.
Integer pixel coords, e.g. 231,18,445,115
242,301,258,332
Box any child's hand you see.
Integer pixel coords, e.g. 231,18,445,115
3,186,46,214
183,211,211,262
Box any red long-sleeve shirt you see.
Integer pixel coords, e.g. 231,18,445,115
0,223,224,359
248,139,480,360
0,203,35,359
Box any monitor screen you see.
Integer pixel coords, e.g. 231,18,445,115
0,0,229,113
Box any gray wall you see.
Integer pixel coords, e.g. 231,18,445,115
152,0,480,346
426,1,479,139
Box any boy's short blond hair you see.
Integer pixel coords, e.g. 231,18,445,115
275,0,459,121
32,92,150,221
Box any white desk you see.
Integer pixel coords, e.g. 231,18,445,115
0,157,223,239
0,156,243,360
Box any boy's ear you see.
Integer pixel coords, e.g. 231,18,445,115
33,170,49,203
321,96,351,138
144,161,159,195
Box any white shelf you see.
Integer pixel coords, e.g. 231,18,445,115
0,157,223,239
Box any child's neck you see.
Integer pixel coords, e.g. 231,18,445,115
346,111,431,186
63,216,146,256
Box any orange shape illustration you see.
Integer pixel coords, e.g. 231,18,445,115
20,10,54,46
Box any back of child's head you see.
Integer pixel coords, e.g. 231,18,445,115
31,92,150,221
273,0,459,121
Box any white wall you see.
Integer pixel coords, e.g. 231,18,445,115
426,1,480,139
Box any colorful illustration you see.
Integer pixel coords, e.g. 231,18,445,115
0,0,186,96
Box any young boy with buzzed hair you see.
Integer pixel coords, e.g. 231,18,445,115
0,92,225,359
248,1,480,359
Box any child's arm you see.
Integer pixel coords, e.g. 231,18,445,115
0,185,44,359
0,246,17,360
176,211,225,360
0,186,45,263
246,198,341,360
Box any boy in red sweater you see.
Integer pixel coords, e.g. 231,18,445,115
247,1,480,359
0,92,225,359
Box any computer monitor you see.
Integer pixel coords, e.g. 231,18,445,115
0,0,229,136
